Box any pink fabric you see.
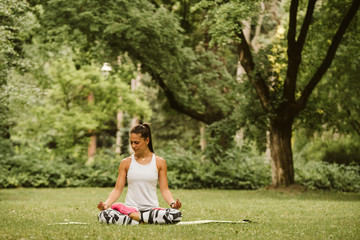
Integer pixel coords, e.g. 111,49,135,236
111,203,138,216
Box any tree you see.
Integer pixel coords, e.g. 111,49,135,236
303,4,360,137
33,0,360,186
191,0,359,186
0,0,28,141
9,53,151,163
32,0,235,124
241,0,359,186
0,0,35,161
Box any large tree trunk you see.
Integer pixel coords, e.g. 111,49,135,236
269,117,294,187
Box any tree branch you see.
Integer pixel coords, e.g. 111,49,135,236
297,0,317,54
296,0,360,112
284,0,301,102
284,0,317,103
237,30,270,112
148,69,226,125
251,1,265,53
287,0,299,52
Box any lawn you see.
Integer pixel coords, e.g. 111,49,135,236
0,188,359,240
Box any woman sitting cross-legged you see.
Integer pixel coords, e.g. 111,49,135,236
97,123,182,225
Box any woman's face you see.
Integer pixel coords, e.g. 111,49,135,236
129,133,149,153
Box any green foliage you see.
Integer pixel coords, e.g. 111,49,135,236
187,48,237,114
295,161,360,192
293,0,360,136
9,55,151,163
160,144,272,189
144,80,203,151
193,0,261,47
294,133,360,166
3,0,359,192
0,0,29,81
0,151,120,188
233,77,269,152
293,133,360,192
0,0,34,146
2,141,360,192
203,117,238,163
34,0,239,124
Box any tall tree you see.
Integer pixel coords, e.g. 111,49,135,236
0,0,28,141
240,0,359,186
33,0,359,186
189,0,359,185
10,56,152,163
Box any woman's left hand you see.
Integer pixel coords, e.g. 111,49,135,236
97,201,109,211
171,198,182,209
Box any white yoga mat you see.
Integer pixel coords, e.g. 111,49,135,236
48,220,253,225
177,220,252,225
48,222,89,225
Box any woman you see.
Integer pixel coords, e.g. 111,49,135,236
97,123,182,225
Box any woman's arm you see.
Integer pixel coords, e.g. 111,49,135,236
157,156,182,209
98,157,129,210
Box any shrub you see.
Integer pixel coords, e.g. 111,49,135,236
0,150,120,188
322,139,360,165
294,135,360,165
295,161,360,192
1,143,359,192
160,144,272,190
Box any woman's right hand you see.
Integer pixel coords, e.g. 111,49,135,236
97,201,109,211
171,199,182,209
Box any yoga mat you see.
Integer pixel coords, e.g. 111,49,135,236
48,222,89,225
48,219,253,225
177,219,253,225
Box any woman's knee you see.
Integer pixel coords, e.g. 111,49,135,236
167,208,182,224
98,209,117,224
98,209,139,225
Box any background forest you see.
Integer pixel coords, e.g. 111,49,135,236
1,0,359,191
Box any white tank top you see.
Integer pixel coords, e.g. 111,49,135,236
124,153,159,211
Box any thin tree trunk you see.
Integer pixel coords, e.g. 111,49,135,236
128,117,139,154
128,63,142,154
87,134,96,165
115,110,123,154
200,122,206,162
269,118,294,187
86,93,96,165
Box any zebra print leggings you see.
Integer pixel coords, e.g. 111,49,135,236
98,208,182,225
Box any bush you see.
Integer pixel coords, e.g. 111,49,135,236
2,142,359,192
293,134,360,192
295,161,360,192
294,134,360,165
322,139,360,165
160,144,272,190
0,150,120,188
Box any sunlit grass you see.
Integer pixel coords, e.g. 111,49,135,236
0,188,359,239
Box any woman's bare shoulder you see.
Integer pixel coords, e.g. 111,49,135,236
155,154,166,162
155,155,167,168
122,156,132,163
119,156,132,169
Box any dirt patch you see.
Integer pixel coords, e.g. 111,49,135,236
266,184,308,194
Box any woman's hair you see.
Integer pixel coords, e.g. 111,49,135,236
130,122,154,152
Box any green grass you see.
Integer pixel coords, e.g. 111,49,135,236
0,188,359,240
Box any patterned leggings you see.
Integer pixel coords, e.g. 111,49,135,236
98,208,182,225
